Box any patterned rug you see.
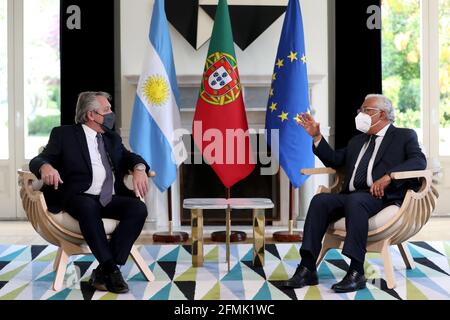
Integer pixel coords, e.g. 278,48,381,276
0,241,449,300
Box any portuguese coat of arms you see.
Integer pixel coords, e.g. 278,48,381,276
200,53,241,106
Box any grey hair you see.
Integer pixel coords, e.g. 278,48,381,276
74,91,112,124
365,94,395,122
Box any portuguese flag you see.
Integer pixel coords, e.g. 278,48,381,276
193,0,255,188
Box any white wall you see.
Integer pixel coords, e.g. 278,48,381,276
119,0,331,227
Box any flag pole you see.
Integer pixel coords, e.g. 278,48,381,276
168,186,173,234
226,188,231,272
273,182,303,242
289,182,294,234
152,182,189,244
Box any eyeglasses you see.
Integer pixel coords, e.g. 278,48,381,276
357,107,379,115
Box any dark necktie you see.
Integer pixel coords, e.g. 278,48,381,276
96,133,113,206
353,135,378,190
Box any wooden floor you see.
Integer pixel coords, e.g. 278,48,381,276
0,217,449,245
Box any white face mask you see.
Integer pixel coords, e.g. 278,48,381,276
355,111,380,133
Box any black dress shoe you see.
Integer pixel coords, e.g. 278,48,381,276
88,267,107,291
282,265,318,289
103,269,129,294
332,269,366,293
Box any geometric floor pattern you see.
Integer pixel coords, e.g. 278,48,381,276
0,241,449,300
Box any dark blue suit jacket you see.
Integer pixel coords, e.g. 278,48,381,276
29,124,150,213
314,125,427,205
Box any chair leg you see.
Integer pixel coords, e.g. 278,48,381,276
316,248,330,267
130,246,155,282
316,234,340,267
397,242,416,270
381,242,396,289
53,249,69,291
53,248,63,271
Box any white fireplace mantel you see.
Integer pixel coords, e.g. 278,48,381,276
125,74,325,87
124,74,327,132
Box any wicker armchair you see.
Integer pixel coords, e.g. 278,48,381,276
301,167,439,289
18,169,156,291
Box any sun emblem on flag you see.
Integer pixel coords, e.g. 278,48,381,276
142,75,170,107
200,52,241,106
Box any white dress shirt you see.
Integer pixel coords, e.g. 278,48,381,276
349,123,391,191
82,125,115,196
314,123,391,192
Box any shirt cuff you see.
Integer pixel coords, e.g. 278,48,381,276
314,137,322,148
134,163,146,171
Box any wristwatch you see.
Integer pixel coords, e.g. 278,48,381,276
134,163,146,172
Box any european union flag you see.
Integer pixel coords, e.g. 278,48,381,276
265,0,315,188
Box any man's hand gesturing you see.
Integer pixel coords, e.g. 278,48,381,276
297,113,322,143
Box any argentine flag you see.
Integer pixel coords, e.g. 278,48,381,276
130,0,186,192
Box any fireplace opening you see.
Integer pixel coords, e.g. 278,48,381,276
180,134,280,226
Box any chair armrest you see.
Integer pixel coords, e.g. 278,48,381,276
301,168,336,175
390,170,432,180
391,169,437,201
17,170,42,194
301,167,345,194
18,169,36,179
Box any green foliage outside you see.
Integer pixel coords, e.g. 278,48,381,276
28,85,60,136
439,0,450,129
28,115,59,136
47,84,60,110
382,0,450,128
25,1,61,139
382,0,421,128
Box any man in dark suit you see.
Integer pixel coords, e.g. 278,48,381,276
30,92,151,294
282,94,426,293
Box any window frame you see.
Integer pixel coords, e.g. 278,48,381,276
0,0,11,160
7,0,62,164
421,0,442,158
7,0,25,167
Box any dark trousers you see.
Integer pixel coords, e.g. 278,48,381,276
301,191,384,265
65,194,148,265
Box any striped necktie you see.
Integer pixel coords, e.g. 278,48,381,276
96,133,113,206
353,135,378,190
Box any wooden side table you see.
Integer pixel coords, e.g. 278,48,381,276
228,198,274,267
183,199,228,268
183,198,274,271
